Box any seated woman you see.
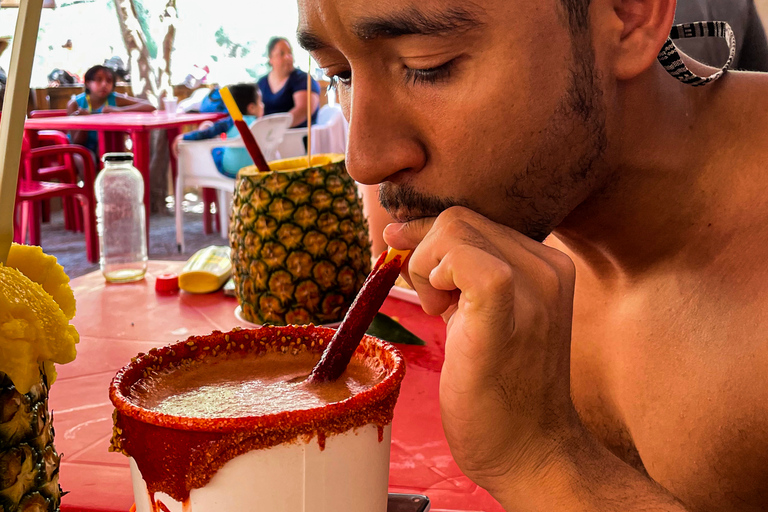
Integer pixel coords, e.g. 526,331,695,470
257,37,320,128
66,64,155,155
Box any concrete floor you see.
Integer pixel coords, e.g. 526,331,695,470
34,196,228,279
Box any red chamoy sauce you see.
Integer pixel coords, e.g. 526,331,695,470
109,326,405,505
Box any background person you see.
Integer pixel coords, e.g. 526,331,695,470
675,0,768,71
66,64,154,155
257,36,320,128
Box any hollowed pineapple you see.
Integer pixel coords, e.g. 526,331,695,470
230,154,372,325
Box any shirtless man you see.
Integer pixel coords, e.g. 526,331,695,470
297,0,768,510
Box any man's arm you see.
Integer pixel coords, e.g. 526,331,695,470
384,207,690,511
491,430,688,510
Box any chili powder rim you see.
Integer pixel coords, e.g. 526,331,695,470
109,325,405,433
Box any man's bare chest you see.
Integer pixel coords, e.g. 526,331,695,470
568,276,765,478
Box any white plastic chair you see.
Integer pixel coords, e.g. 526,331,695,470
175,113,292,251
277,105,348,158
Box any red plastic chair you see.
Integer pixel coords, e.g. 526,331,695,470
14,139,99,263
28,109,81,231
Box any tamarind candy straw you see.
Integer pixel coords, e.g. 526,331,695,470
307,248,411,383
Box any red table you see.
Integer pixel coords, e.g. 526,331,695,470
25,112,226,231
53,261,502,512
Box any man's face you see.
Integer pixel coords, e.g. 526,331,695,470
298,0,608,241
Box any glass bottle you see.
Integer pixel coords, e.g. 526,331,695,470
95,153,148,283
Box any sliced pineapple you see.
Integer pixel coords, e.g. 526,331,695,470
5,245,75,321
0,265,78,394
0,243,74,512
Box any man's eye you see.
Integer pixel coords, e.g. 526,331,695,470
404,60,455,86
328,71,352,90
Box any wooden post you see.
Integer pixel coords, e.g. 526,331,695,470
0,0,45,264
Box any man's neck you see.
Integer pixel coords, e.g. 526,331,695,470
553,63,747,281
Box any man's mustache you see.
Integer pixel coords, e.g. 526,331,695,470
378,183,465,222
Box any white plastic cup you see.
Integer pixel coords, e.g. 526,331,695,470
130,425,392,512
164,97,178,116
110,326,405,512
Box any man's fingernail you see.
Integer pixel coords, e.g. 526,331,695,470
384,223,405,237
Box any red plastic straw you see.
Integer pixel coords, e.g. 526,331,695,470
220,86,271,173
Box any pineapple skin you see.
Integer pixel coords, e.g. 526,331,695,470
0,370,62,512
230,155,372,325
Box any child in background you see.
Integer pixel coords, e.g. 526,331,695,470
199,86,227,114
66,65,155,155
172,83,264,178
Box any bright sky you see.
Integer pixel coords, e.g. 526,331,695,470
0,0,313,89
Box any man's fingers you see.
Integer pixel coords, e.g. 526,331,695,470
383,217,436,249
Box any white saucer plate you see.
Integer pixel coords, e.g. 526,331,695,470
234,305,342,328
388,284,420,305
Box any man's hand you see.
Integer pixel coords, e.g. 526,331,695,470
383,206,582,493
385,206,694,510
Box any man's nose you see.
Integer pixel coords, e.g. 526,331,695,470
344,76,426,186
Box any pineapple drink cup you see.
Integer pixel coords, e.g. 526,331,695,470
230,154,372,326
109,325,405,512
0,244,78,512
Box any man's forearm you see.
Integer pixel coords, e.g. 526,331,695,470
492,429,688,511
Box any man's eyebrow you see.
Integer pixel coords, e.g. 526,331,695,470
297,30,328,52
296,5,486,52
352,6,485,40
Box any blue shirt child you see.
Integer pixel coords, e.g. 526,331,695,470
181,115,258,178
72,91,118,154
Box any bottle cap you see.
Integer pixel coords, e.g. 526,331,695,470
155,273,179,293
102,152,134,163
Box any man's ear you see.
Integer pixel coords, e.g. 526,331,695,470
596,0,676,80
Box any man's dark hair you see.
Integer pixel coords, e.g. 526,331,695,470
266,36,291,59
560,0,591,33
83,65,116,93
228,83,261,113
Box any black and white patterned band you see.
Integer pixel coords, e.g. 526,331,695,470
657,21,736,86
